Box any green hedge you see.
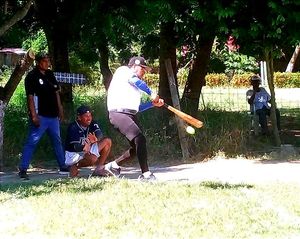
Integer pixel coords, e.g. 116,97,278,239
145,71,300,88
273,72,300,88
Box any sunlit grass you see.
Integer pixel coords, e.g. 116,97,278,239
1,178,300,238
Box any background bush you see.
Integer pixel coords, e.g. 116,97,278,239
274,72,300,88
145,70,300,88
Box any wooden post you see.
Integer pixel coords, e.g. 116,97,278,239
164,59,192,159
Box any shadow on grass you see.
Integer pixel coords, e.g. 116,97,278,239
0,177,112,201
255,159,300,164
200,181,254,189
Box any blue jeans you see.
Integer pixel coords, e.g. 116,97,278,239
19,116,66,171
256,107,281,134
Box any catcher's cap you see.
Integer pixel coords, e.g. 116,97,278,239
77,105,91,116
128,56,151,71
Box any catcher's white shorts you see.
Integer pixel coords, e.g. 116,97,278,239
65,143,100,166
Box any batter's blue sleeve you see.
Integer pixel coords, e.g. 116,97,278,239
139,102,153,112
129,76,152,95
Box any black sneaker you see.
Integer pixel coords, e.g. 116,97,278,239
138,172,156,181
18,170,29,180
58,168,69,175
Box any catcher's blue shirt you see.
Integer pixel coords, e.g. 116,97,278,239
65,120,103,152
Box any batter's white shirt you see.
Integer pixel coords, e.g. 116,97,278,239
107,66,141,112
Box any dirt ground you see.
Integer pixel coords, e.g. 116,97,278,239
1,152,300,185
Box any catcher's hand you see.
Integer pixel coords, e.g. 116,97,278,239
87,132,98,144
83,141,91,154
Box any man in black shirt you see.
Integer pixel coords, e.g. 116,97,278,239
18,53,68,179
65,105,118,177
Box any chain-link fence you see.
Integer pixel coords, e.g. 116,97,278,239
199,87,300,111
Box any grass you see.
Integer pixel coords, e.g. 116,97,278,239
1,178,300,238
1,83,299,238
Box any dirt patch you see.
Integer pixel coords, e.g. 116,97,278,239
1,156,300,185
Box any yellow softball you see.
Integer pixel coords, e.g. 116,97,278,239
186,126,195,135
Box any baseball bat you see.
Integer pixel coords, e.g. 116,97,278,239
163,103,203,128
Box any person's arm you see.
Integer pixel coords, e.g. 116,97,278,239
247,89,257,105
24,72,40,127
248,92,255,104
138,98,165,112
27,95,40,127
266,91,271,103
139,101,153,112
129,76,164,111
89,121,103,141
128,76,152,95
56,91,64,121
73,136,91,154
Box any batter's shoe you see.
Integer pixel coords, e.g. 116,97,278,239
105,162,121,178
18,170,29,180
138,172,156,181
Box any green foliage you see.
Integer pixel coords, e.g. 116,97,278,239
4,82,28,166
209,40,259,74
0,67,12,85
69,53,103,88
22,29,48,53
144,73,159,88
177,68,189,86
222,51,259,74
232,0,300,58
198,110,250,156
7,79,27,108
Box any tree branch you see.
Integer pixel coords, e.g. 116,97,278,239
0,0,33,37
0,50,35,103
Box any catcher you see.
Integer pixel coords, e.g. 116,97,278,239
65,105,120,177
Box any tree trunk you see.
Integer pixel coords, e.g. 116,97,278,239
158,21,178,134
0,50,34,170
1,50,35,102
34,0,91,121
45,31,73,121
285,45,300,72
158,21,177,105
264,49,281,146
181,35,215,116
97,39,112,90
